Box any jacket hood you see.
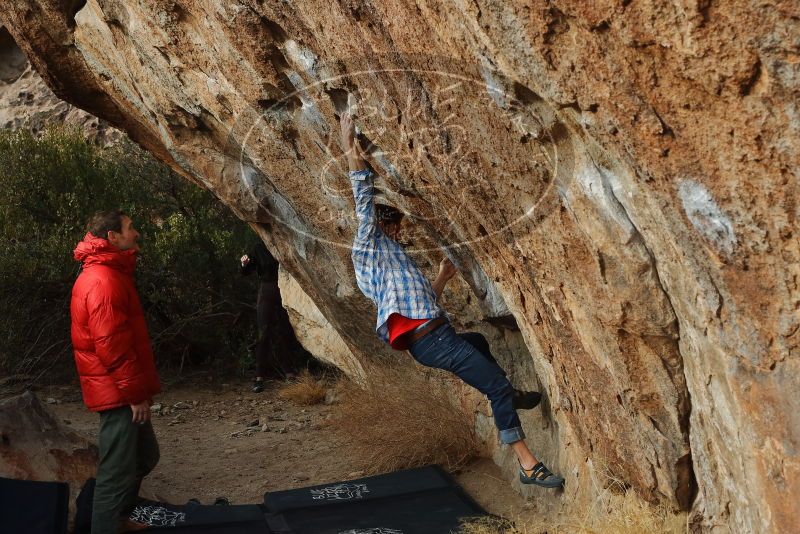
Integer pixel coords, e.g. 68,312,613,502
73,233,137,274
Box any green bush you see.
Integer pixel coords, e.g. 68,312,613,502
0,127,260,382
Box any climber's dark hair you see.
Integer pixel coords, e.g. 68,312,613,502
376,204,403,225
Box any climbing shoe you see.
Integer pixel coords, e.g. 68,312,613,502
512,390,541,410
519,461,564,488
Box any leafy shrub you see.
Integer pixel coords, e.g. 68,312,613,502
0,127,260,382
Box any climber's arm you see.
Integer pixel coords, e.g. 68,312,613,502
431,258,458,300
341,112,379,243
341,111,367,173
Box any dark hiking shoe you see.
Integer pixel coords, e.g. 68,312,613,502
512,390,541,410
251,380,265,393
213,497,230,506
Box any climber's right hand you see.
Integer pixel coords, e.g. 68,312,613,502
340,111,357,150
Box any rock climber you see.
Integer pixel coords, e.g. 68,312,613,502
340,111,564,488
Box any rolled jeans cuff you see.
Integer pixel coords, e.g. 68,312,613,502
499,426,525,444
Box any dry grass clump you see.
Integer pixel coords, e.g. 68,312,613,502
278,371,328,406
331,362,481,474
459,484,687,534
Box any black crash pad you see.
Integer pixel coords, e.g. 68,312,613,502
0,477,69,534
70,465,486,534
73,477,270,533
263,465,487,534
137,501,270,533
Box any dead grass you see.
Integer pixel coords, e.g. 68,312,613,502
278,371,328,406
330,362,481,474
459,478,687,534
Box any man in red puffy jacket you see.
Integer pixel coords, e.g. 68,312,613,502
71,210,161,533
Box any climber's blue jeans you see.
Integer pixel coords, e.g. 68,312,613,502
409,323,525,444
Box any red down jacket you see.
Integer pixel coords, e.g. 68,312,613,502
70,233,161,412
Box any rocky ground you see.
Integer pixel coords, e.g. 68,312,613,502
41,377,529,521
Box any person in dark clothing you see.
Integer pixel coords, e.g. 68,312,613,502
240,242,301,391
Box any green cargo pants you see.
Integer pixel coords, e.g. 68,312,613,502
92,405,159,534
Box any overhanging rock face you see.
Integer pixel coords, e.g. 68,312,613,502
0,2,797,532
0,24,118,141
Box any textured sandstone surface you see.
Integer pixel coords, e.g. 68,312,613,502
1,1,797,532
0,26,118,141
278,265,366,380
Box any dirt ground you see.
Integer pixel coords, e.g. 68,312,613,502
42,377,532,523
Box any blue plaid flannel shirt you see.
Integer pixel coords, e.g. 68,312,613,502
349,169,444,343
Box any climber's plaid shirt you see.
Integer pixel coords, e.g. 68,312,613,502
349,169,444,343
